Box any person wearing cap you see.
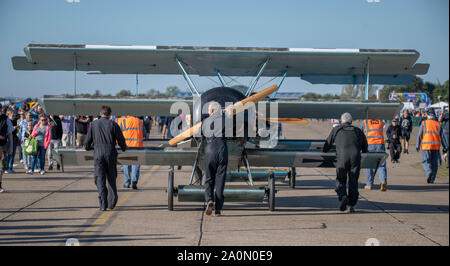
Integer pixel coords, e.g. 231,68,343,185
323,112,368,213
399,110,413,154
416,110,448,184
418,109,428,127
360,118,388,191
386,118,402,163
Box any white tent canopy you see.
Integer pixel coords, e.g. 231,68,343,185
429,102,449,108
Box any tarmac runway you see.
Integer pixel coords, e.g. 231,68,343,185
0,120,448,246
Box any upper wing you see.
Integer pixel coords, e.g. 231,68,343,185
13,44,429,84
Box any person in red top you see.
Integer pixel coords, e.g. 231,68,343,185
28,114,52,175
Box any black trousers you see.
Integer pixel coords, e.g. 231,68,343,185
335,156,361,207
204,140,228,211
94,151,118,209
389,140,402,160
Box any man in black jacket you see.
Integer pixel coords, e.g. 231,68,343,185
85,106,127,211
399,110,413,154
386,118,402,163
323,112,368,213
47,115,63,171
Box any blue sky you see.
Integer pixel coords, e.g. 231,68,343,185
0,0,448,98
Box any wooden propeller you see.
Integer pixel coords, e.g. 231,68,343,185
168,85,279,146
262,118,309,125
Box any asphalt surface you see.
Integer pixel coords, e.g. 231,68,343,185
0,120,448,246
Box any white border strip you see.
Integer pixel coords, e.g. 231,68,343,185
86,45,157,50
289,48,359,53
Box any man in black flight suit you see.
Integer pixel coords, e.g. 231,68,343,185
323,112,368,213
85,106,127,211
203,101,228,217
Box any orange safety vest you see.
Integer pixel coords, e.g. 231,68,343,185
363,119,385,145
117,116,144,147
421,120,441,150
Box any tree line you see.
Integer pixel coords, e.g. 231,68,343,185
377,77,448,103
59,86,182,98
54,77,448,104
305,77,448,103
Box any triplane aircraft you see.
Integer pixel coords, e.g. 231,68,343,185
12,44,429,211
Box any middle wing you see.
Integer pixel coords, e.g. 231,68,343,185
271,101,403,120
40,97,191,116
40,97,401,120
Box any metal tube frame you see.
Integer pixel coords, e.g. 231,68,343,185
245,57,270,97
242,152,254,187
136,73,139,96
175,57,200,97
189,141,203,185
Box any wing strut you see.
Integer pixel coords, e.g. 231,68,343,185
270,70,288,98
365,58,370,100
135,73,139,96
215,68,227,87
72,53,77,146
245,57,270,97
175,56,201,97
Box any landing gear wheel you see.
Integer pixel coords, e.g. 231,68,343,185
168,169,174,211
268,172,275,211
289,167,296,189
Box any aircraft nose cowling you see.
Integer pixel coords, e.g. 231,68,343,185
192,86,254,139
193,87,246,124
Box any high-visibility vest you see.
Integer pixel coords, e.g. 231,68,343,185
117,116,144,147
363,119,385,145
421,120,441,150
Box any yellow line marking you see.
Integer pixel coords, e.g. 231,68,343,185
80,165,159,237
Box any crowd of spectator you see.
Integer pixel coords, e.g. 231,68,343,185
0,101,182,178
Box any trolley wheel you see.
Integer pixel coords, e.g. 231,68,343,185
268,172,275,211
168,169,174,211
289,167,296,189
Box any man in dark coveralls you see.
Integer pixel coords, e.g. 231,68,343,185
85,106,127,211
323,112,368,213
203,101,228,217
